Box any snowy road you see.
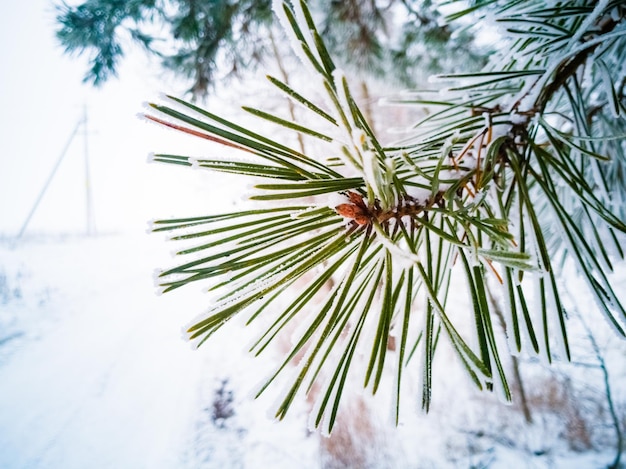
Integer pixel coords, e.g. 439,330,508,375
0,235,207,468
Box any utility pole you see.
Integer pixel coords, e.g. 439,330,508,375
83,105,96,236
17,108,96,239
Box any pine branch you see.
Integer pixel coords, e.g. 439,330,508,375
533,5,625,114
147,0,626,431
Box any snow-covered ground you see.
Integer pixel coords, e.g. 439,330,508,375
0,230,624,468
0,233,318,469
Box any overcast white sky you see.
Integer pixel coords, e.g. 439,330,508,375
0,0,246,238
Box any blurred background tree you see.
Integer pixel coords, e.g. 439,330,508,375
55,0,484,99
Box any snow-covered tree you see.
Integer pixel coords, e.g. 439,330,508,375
145,0,626,434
